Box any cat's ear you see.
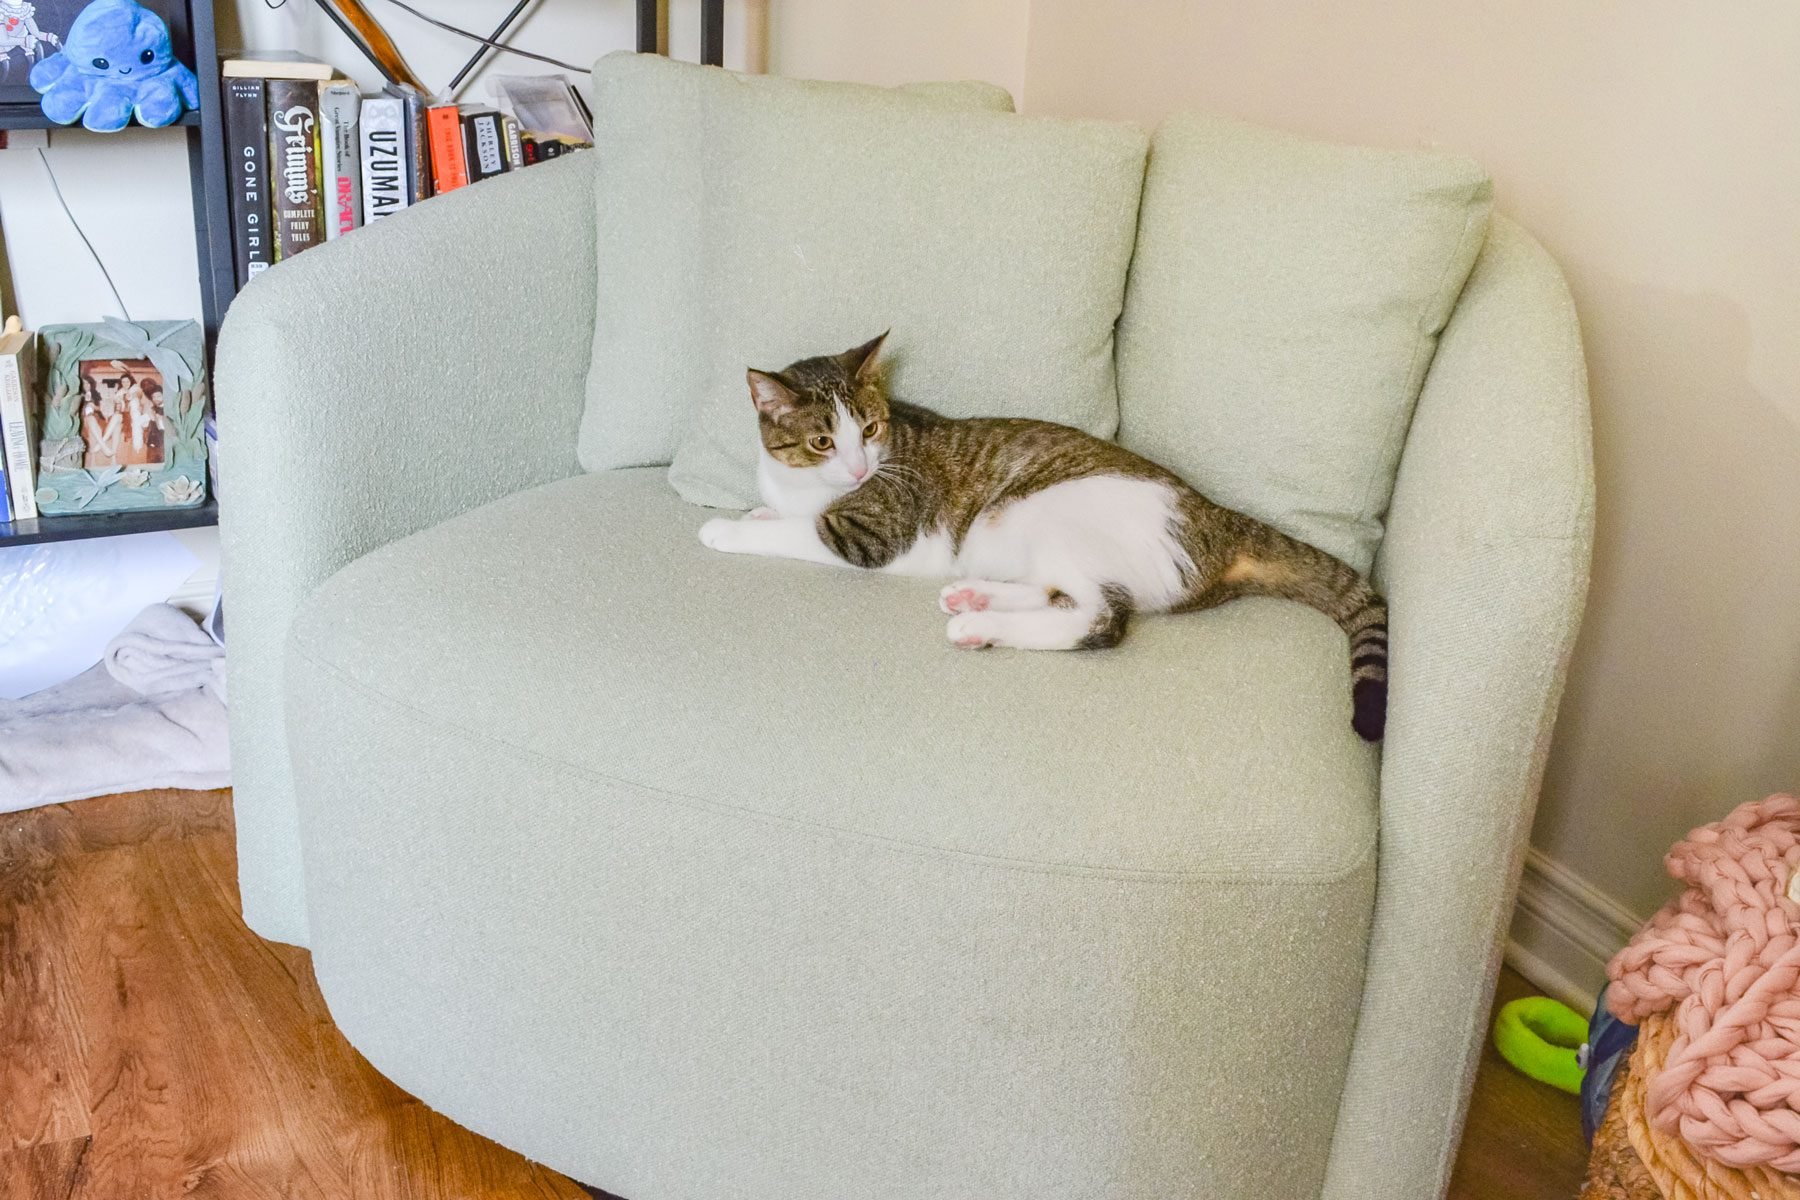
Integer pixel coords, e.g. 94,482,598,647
837,330,888,384
747,369,798,417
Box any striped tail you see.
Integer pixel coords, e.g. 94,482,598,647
1342,595,1389,743
1219,531,1389,742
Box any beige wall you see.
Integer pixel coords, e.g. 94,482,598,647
1019,0,1800,926
768,0,1029,97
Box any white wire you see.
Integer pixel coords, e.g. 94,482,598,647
36,143,131,321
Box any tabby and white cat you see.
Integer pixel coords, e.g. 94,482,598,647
698,334,1389,741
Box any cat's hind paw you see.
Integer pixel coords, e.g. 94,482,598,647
946,613,995,649
939,583,991,615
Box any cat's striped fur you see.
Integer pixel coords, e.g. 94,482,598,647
699,334,1389,741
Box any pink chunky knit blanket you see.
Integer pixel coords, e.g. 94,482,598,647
1607,794,1800,1173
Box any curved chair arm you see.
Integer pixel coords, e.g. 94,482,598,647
217,154,598,946
1324,216,1596,1198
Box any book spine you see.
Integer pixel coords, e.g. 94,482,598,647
267,79,323,261
427,105,469,194
222,78,270,287
462,111,508,182
0,345,36,521
386,84,432,203
358,96,407,224
0,458,10,523
317,84,362,240
501,116,524,170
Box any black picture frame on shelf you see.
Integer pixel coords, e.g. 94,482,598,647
0,0,196,126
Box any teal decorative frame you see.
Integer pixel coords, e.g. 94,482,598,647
34,319,208,515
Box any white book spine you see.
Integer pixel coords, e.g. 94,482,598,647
319,85,363,241
0,346,36,520
359,97,409,225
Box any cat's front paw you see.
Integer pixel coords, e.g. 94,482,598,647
699,517,745,552
746,506,778,521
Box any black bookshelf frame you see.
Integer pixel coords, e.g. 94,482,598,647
0,0,223,548
1,0,722,549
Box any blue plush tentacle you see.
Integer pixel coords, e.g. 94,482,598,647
81,81,135,132
133,76,183,127
28,52,73,92
39,74,90,125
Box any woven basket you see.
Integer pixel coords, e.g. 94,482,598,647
1610,1013,1800,1200
1581,1052,1662,1200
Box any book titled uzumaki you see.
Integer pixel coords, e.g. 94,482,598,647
222,77,270,287
267,79,323,261
317,84,362,241
359,95,408,224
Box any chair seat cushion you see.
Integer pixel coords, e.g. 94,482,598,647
292,468,1376,879
283,468,1380,1200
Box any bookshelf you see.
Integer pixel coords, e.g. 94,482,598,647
0,0,224,548
0,0,724,550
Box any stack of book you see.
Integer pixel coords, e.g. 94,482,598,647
222,53,595,285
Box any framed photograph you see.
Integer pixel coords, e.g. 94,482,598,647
33,318,207,515
0,0,192,118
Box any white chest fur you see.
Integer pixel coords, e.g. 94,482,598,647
758,452,843,517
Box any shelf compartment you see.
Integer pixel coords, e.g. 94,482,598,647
0,498,218,548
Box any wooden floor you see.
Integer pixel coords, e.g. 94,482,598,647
1,789,1587,1199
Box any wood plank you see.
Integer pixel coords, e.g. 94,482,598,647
53,804,586,1199
0,1136,89,1200
1447,967,1589,1200
44,788,229,856
0,807,91,1152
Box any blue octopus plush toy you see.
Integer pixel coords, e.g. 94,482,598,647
30,0,197,131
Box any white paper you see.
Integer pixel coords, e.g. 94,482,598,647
0,532,200,699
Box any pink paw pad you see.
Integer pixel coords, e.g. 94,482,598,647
954,635,990,649
941,587,989,614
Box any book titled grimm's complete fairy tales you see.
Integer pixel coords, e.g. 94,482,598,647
267,79,323,261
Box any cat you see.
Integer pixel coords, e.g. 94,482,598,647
698,333,1389,742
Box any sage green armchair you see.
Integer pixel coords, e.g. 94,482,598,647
218,148,1591,1199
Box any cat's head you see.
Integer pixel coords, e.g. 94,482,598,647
746,332,890,492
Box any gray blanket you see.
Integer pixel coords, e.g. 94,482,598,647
0,604,229,812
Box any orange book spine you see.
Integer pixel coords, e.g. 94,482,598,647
426,105,469,194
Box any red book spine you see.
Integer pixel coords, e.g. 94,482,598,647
426,105,469,194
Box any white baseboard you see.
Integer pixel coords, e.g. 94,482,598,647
167,563,219,619
167,526,219,620
1505,848,1644,1014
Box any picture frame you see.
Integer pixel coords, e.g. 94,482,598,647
0,0,193,119
33,318,207,515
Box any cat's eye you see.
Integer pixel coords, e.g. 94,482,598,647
140,49,155,64
863,420,885,439
91,57,108,69
807,434,834,453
